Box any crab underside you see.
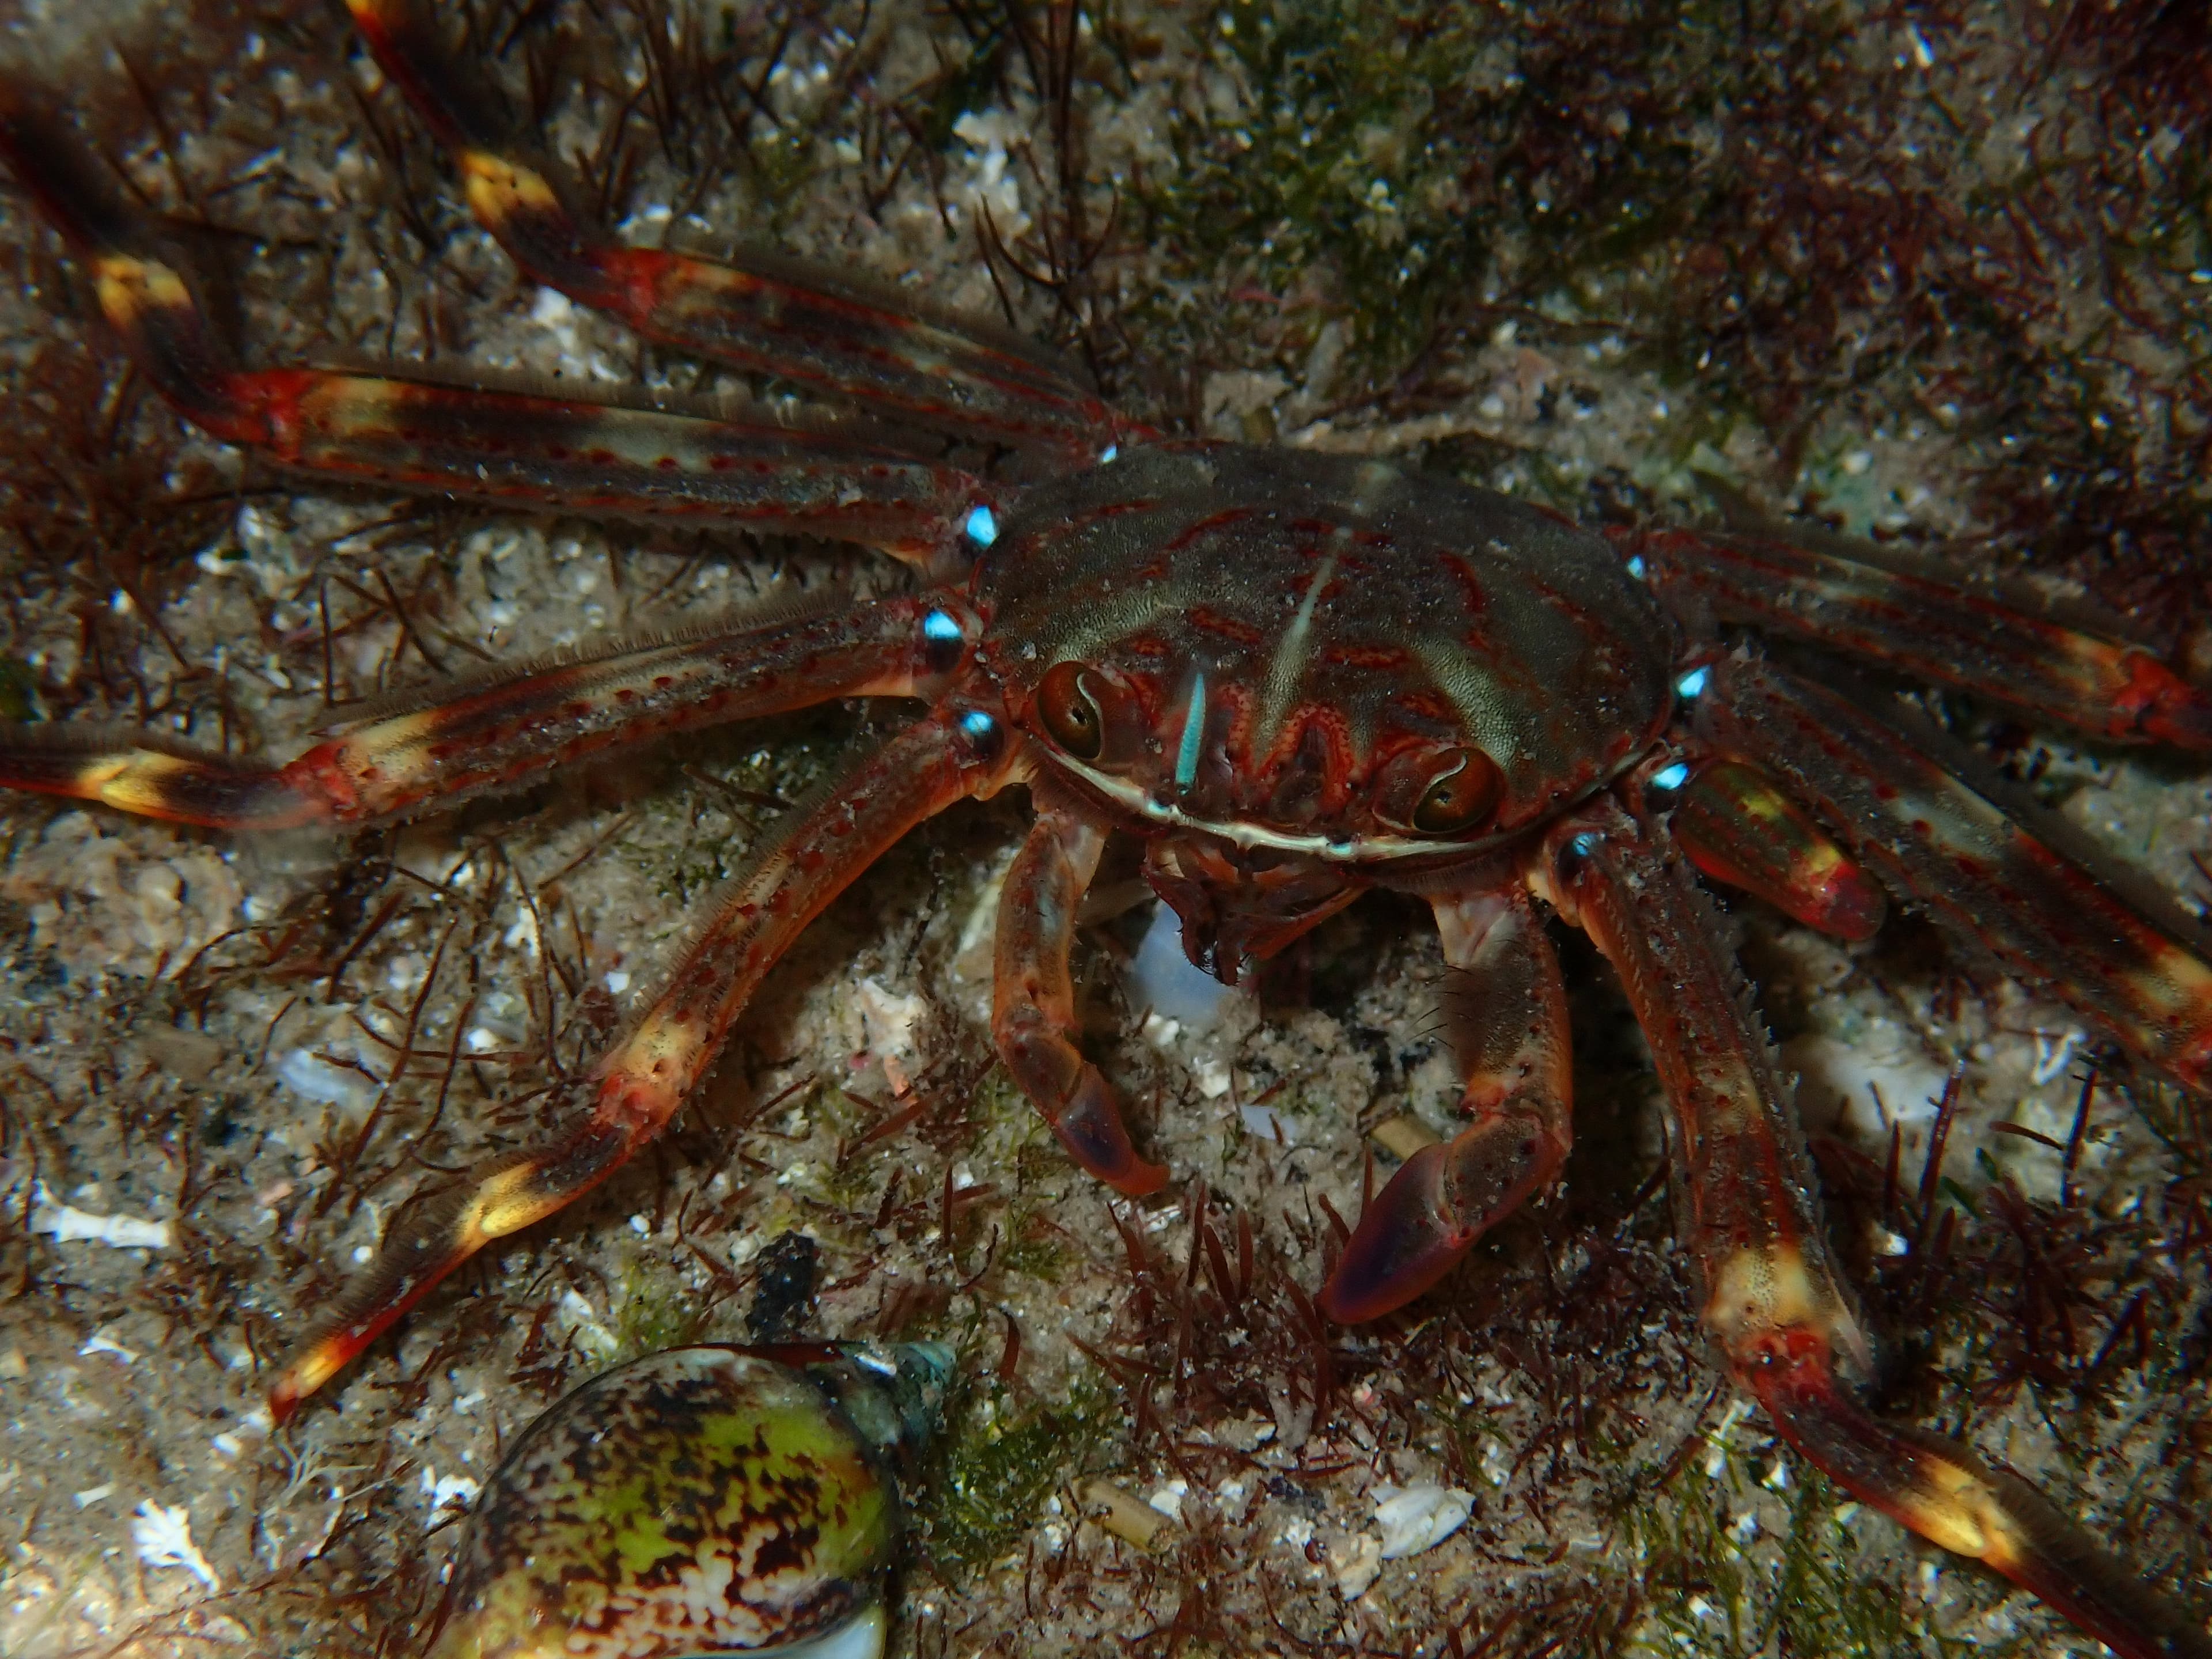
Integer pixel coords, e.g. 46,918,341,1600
2,5,2210,1656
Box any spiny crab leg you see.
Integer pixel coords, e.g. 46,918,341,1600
0,594,976,829
271,701,1020,1418
1638,525,2212,749
993,788,1168,1195
347,0,1128,459
1544,798,2212,1659
1319,887,1573,1321
0,95,980,563
1699,657,2212,1092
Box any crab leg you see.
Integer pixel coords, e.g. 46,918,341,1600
1546,798,2212,1659
270,702,1018,1418
1698,657,2212,1092
1664,757,1887,941
1319,887,1573,1321
0,97,979,562
993,790,1167,1195
0,594,976,829
345,0,1124,458
1639,527,2212,749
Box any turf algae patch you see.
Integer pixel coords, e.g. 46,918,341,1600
1137,1,1947,424
913,1372,1119,1586
1141,0,2211,624
1136,0,1498,386
1618,1440,2014,1659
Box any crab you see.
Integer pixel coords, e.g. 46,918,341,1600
2,2,2210,1654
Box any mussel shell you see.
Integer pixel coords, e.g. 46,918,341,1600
427,1343,950,1659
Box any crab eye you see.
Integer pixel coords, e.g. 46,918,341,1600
1036,661,1105,760
1411,748,1503,835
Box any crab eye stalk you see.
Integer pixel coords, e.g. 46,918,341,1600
1411,748,1503,835
1036,660,1106,760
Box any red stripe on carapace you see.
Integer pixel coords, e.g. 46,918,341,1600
1252,706,1356,802
1062,497,1162,535
1441,554,1488,615
1390,689,1461,725
1164,507,1260,551
1188,608,1267,646
1322,643,1410,669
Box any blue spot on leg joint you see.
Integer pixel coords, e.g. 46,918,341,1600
963,505,999,547
923,609,964,644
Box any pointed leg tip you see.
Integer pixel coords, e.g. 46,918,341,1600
1108,1158,1170,1198
267,1380,304,1426
1816,869,1887,941
343,0,404,31
267,1359,324,1425
1747,1354,2212,1659
266,1328,360,1424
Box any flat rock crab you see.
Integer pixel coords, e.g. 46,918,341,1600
2,3,2209,1655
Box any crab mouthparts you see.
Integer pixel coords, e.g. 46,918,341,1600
1142,835,1361,987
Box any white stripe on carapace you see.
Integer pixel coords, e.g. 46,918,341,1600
1252,551,1339,752
1408,632,1525,768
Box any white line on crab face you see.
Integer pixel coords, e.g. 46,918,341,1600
1044,753,1493,862
1174,670,1208,791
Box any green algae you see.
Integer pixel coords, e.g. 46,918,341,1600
916,1371,1120,1584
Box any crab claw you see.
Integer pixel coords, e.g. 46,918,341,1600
1053,1063,1168,1196
1319,1111,1566,1321
1319,1139,1473,1321
1321,887,1573,1323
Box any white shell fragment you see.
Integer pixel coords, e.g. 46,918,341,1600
275,1047,378,1109
1373,1482,1475,1559
856,976,927,1060
132,1499,222,1590
29,1184,171,1251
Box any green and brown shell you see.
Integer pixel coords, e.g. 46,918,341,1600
426,1342,952,1659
